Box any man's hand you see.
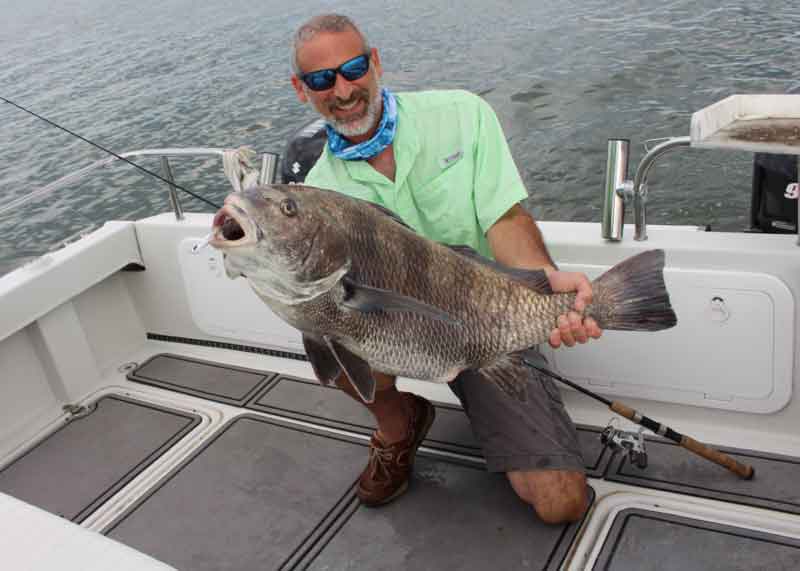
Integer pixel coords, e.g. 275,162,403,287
545,270,602,348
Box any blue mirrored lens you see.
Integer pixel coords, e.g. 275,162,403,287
339,55,370,80
305,70,336,91
301,54,370,91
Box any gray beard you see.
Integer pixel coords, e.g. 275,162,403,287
326,81,383,138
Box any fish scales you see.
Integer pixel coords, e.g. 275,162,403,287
340,207,568,376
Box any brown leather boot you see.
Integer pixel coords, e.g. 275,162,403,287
356,393,435,506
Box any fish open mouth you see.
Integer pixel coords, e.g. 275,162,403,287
209,198,256,248
216,210,245,240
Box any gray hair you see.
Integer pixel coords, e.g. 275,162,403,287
291,14,370,74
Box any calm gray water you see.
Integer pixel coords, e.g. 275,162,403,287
1,0,798,275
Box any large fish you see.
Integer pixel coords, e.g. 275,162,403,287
209,185,677,402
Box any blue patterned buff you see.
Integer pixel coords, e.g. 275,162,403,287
326,88,397,161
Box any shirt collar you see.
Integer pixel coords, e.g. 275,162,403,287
343,93,420,189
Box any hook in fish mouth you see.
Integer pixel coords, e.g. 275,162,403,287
209,196,257,248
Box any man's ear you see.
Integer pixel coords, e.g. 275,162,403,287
370,47,383,79
291,75,308,103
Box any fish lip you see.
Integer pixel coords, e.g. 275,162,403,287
208,195,257,249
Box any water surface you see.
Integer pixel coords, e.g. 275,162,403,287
1,0,798,274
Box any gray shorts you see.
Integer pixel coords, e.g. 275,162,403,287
448,350,585,474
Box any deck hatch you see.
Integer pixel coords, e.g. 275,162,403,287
128,353,275,406
606,437,800,515
591,508,800,570
0,395,199,522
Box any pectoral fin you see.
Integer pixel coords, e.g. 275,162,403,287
302,334,341,386
324,336,376,403
341,276,461,326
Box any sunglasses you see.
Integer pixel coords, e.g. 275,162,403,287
299,53,371,91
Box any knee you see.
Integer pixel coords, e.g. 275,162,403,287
531,485,588,524
510,471,588,525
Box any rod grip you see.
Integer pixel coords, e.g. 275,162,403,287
680,436,755,480
610,401,636,420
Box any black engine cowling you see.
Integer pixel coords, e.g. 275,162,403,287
750,153,798,233
280,118,327,184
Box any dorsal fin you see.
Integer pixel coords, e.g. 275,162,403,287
363,200,415,230
445,244,553,294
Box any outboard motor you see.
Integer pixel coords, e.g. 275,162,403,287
750,153,798,233
280,118,327,184
749,85,800,234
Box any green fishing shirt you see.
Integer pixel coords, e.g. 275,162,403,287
304,89,528,259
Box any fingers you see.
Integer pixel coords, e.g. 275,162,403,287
572,312,589,343
548,328,561,349
573,276,593,312
550,313,602,348
547,271,593,312
585,317,603,339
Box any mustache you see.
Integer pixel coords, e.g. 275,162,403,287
328,90,370,111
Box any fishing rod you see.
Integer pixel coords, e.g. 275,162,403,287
1,96,221,210
525,361,755,480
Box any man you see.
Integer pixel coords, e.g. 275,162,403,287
290,14,601,524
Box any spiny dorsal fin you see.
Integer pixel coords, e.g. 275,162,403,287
363,200,415,230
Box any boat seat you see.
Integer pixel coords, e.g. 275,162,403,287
0,492,175,570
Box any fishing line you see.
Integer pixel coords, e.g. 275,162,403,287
1,95,221,209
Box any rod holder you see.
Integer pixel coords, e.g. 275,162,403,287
602,139,629,241
259,152,279,185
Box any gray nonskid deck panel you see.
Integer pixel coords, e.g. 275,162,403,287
606,436,800,515
123,352,800,546
107,416,367,571
592,508,800,570
128,353,275,406
107,415,591,571
248,374,483,457
300,459,594,571
248,374,612,476
129,354,611,474
0,395,199,522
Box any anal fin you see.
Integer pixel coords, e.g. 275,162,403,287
476,351,541,402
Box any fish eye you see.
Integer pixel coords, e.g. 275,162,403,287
280,198,298,217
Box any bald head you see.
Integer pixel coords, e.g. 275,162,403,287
291,14,370,73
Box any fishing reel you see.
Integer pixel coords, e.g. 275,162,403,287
601,422,648,470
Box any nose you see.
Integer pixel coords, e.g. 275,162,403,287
333,73,355,100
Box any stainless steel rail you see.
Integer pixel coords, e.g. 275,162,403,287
0,148,280,220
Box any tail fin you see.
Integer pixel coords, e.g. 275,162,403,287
588,249,677,331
